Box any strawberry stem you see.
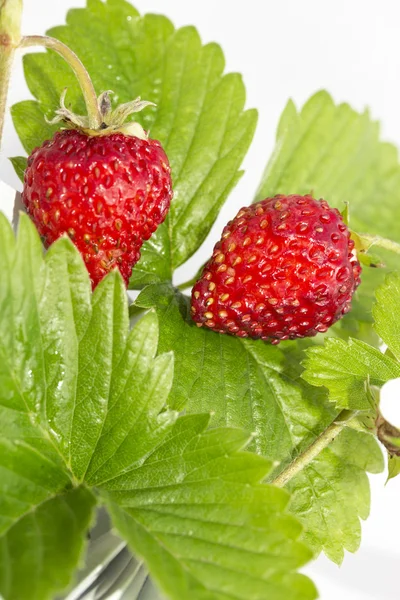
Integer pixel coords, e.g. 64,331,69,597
271,408,357,487
355,233,400,256
0,0,23,148
20,35,102,129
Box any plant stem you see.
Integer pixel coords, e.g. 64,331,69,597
0,0,23,147
271,409,357,487
364,234,400,256
20,35,102,129
355,233,400,257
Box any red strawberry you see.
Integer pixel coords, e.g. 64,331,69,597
23,130,172,288
191,194,361,343
22,91,172,289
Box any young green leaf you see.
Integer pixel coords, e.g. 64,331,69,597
11,0,257,286
104,414,317,600
303,273,400,412
302,337,400,410
302,274,400,487
136,284,383,564
10,217,177,485
286,427,383,564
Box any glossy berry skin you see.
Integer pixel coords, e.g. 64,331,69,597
23,129,173,288
191,195,361,343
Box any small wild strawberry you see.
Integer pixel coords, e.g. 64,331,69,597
23,90,173,289
191,194,361,343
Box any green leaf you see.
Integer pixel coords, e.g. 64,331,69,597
84,310,176,486
255,91,400,242
297,275,400,558
12,0,257,285
0,213,176,597
302,337,400,410
0,214,314,599
0,487,95,600
273,343,384,563
387,454,400,482
32,231,174,484
136,285,330,459
0,214,97,598
9,156,26,182
10,100,58,156
373,272,400,361
0,414,69,536
104,414,317,600
286,427,383,564
136,284,383,564
129,222,172,289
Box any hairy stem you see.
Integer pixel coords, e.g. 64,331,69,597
360,234,400,256
353,231,400,259
20,35,102,129
271,409,357,487
0,0,23,147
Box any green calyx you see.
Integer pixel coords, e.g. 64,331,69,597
19,35,155,139
48,88,155,139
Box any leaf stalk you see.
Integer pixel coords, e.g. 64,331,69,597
354,232,400,258
271,409,357,487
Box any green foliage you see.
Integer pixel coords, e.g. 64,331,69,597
0,215,315,600
255,90,400,243
303,273,400,488
0,487,95,600
302,338,400,410
7,0,400,594
286,428,383,563
8,156,26,181
0,212,97,599
11,0,257,287
136,285,330,458
136,285,384,564
303,275,400,410
105,415,316,600
387,454,400,482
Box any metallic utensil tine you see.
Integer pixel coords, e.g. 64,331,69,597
62,532,126,600
97,555,148,600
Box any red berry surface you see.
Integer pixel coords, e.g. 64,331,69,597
23,129,173,288
191,195,361,343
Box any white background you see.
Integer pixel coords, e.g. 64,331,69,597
1,1,400,598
